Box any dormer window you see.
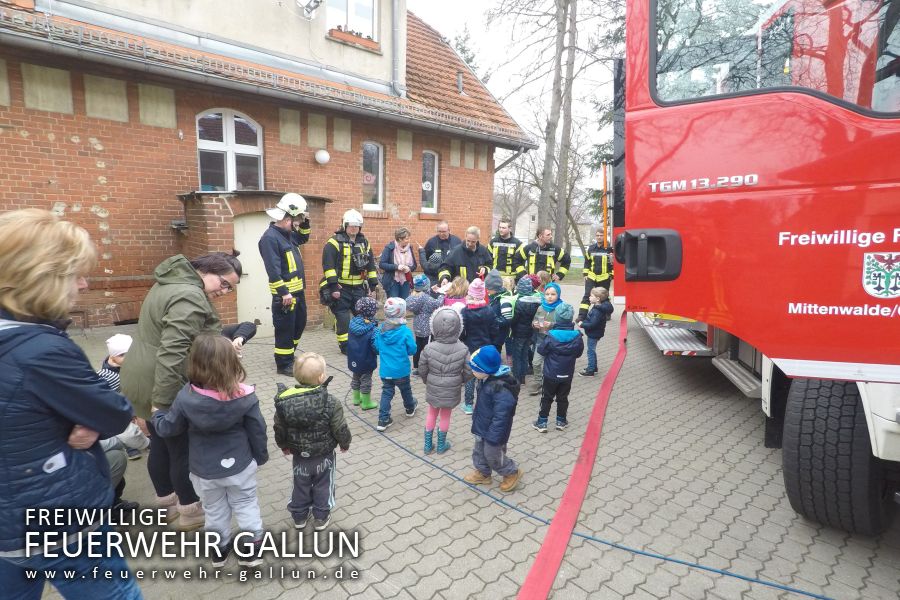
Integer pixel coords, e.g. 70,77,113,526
326,0,377,40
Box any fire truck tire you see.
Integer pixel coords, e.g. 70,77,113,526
782,378,891,535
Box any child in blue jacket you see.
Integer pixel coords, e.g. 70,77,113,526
463,346,523,493
579,287,614,377
533,303,584,433
374,297,418,431
347,296,379,410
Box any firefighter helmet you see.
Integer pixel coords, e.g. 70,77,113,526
266,193,307,220
342,209,364,228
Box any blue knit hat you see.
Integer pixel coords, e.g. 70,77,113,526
516,277,533,296
555,302,574,323
413,274,430,291
355,296,377,319
468,345,502,375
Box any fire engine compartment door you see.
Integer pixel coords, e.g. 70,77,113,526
615,229,682,281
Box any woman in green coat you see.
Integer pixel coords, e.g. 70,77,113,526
121,252,245,530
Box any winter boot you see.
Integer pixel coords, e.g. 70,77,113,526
351,389,362,406
436,430,451,454
424,429,434,454
499,469,523,492
359,393,378,411
156,492,179,523
175,501,205,531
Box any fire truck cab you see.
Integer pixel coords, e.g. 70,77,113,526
615,0,900,534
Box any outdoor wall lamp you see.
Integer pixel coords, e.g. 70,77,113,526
315,149,330,165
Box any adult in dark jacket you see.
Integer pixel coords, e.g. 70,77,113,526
0,209,140,599
259,193,311,375
121,251,244,530
438,226,493,284
514,227,571,282
379,227,417,299
419,220,461,285
578,230,614,319
534,303,584,432
487,219,522,276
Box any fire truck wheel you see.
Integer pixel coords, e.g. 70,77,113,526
782,378,892,535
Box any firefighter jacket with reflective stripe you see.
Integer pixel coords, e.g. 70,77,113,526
258,221,310,296
321,230,378,289
437,242,493,283
488,234,522,275
583,242,613,282
514,241,571,279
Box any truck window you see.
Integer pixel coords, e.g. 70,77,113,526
654,0,900,113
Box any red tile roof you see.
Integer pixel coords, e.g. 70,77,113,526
405,12,530,146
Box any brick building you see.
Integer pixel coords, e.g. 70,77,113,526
0,0,533,332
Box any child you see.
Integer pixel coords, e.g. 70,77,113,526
406,274,445,372
528,282,563,396
579,287,614,377
460,278,498,414
536,270,551,292
418,307,472,454
98,333,150,459
506,277,542,384
533,303,584,432
274,352,352,533
153,334,269,567
347,296,379,410
442,276,469,310
485,269,511,356
463,345,523,492
374,297,418,431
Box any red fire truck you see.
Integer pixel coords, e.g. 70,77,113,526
614,0,900,534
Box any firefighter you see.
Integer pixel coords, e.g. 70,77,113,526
437,225,493,284
321,209,378,354
258,193,311,376
418,220,461,286
487,218,522,276
578,229,614,320
514,227,571,282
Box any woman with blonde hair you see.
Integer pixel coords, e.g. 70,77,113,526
0,209,141,598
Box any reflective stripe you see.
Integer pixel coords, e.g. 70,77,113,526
579,303,590,311
277,385,319,399
286,278,305,292
328,238,341,251
491,244,500,268
460,266,467,281
438,269,450,281
286,251,297,274
342,244,352,280
515,265,526,275
336,332,349,342
367,270,377,280
339,277,365,285
274,347,295,355
293,339,301,345
547,254,556,272
528,252,536,274
298,227,311,234
557,266,568,275
323,269,337,279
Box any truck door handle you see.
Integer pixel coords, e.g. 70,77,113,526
614,229,682,282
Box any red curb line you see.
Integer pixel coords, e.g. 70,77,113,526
517,310,629,599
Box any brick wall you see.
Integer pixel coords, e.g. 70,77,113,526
0,48,496,328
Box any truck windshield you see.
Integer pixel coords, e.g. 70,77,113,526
654,0,900,113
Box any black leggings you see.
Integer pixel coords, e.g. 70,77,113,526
413,335,429,368
146,419,198,504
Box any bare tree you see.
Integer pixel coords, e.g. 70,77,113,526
555,0,578,239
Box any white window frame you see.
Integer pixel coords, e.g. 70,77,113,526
326,0,379,41
421,150,439,214
196,109,263,192
362,140,384,211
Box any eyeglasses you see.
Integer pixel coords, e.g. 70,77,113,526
218,276,234,293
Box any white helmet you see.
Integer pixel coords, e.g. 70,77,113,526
266,193,307,220
342,209,364,228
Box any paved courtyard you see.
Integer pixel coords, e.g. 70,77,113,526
50,282,899,599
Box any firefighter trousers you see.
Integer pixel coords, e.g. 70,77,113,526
272,293,307,369
330,284,366,353
579,278,611,320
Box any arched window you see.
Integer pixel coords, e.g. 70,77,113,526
362,141,383,210
196,109,263,191
421,150,439,213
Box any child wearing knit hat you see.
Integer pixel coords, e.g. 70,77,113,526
505,277,542,384
373,298,418,431
528,282,563,396
533,302,583,433
97,334,151,460
460,279,498,414
347,296,379,410
406,274,445,373
463,345,523,492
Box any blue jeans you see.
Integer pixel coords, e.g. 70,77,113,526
508,337,531,383
586,336,600,372
386,280,410,300
0,525,143,600
464,378,475,405
379,376,416,421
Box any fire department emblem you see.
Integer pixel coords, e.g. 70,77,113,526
863,252,900,299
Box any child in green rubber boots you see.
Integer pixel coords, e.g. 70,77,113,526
347,296,378,410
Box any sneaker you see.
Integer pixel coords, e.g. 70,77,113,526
463,470,492,485
237,540,263,568
411,368,419,376
125,447,142,460
532,418,548,433
405,401,418,417
578,369,596,377
313,514,332,531
499,468,523,492
461,402,474,415
293,512,311,530
211,546,230,568
376,417,393,431
556,418,568,431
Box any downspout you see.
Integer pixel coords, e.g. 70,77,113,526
494,147,527,173
391,0,405,97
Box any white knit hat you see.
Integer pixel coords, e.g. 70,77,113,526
106,333,133,357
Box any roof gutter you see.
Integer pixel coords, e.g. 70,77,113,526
0,30,534,150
